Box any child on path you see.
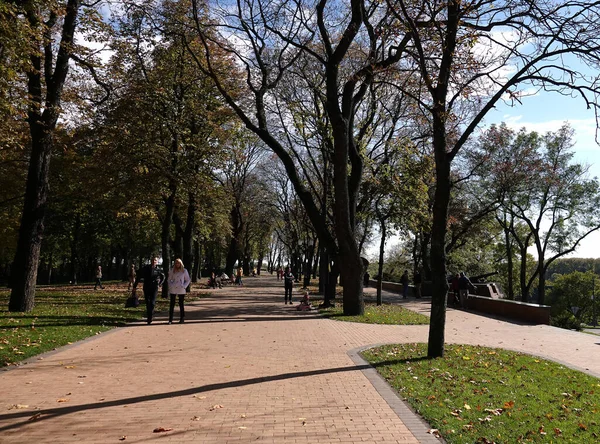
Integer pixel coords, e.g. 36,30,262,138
296,291,312,311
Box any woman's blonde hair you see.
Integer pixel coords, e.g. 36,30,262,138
174,258,184,270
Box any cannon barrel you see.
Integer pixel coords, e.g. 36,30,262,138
470,271,498,283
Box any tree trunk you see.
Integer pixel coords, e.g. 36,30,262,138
9,129,53,311
9,0,81,311
325,261,338,305
225,205,243,276
519,244,529,302
319,248,329,296
338,244,365,315
376,217,387,306
161,183,177,298
69,217,80,285
420,231,432,281
427,147,451,358
192,239,201,282
183,192,196,274
503,222,514,300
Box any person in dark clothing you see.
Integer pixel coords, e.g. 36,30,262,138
413,271,422,298
450,273,460,306
400,270,409,299
458,272,475,308
132,256,165,324
283,266,295,304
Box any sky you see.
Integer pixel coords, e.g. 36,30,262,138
485,92,600,259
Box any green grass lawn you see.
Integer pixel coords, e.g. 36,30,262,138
362,343,600,443
0,283,203,367
318,302,430,325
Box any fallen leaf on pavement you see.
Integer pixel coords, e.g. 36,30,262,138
9,404,29,410
119,436,127,441
153,427,173,433
209,405,224,411
57,398,69,403
28,413,42,421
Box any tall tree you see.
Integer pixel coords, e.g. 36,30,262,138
185,0,413,315
9,0,84,311
387,0,600,357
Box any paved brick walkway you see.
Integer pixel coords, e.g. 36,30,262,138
1,275,599,443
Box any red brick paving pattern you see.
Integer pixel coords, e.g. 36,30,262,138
1,274,599,443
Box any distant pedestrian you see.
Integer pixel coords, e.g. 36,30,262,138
400,270,409,299
458,272,475,308
236,267,243,286
451,273,460,306
167,258,191,324
277,266,283,280
132,256,165,325
283,266,294,304
413,270,422,299
94,265,104,290
127,264,136,290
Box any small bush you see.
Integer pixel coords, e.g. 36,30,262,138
551,311,582,330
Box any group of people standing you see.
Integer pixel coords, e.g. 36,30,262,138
400,270,422,299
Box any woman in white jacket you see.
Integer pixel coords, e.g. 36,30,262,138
167,258,191,324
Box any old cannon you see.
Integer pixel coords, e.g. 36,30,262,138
469,271,499,283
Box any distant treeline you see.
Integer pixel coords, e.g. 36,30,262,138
546,258,600,279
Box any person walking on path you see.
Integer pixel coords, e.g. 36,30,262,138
450,273,460,306
401,270,409,299
127,264,136,290
283,266,295,304
458,271,475,308
236,267,243,286
167,258,191,324
94,265,104,290
413,270,422,299
132,256,165,324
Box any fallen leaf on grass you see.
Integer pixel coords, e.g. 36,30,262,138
503,400,515,409
153,427,173,433
427,429,441,437
484,408,503,416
